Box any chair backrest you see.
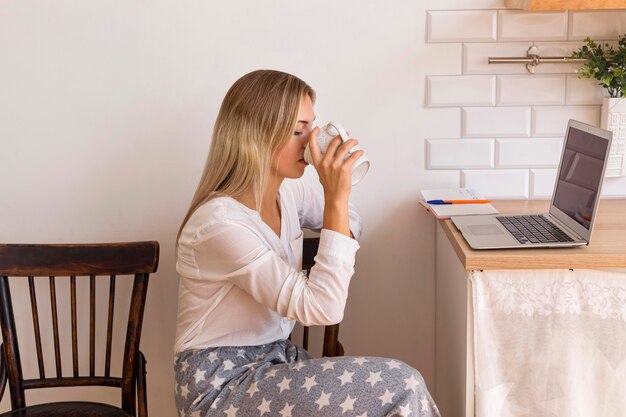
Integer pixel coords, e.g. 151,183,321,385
299,237,344,357
0,241,159,414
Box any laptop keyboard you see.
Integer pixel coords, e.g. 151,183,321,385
496,215,575,244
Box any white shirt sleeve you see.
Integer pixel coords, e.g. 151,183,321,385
191,222,360,326
290,179,363,240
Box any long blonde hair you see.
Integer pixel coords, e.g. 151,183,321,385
177,69,315,240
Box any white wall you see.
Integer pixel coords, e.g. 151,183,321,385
1,1,624,416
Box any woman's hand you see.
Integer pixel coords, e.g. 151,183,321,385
308,127,364,237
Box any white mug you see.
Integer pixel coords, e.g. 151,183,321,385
303,121,370,185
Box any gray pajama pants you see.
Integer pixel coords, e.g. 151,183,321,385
174,339,440,417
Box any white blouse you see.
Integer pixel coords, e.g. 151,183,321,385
174,179,362,353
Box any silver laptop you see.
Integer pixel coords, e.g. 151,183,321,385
452,119,612,250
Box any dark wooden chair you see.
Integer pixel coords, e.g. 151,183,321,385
0,241,159,417
291,237,344,357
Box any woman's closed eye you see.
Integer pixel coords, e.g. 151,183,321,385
294,131,303,136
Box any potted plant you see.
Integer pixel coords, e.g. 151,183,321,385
570,35,626,177
570,36,625,98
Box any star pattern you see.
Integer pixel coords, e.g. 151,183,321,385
210,375,225,389
224,404,238,417
193,368,205,384
247,381,259,397
302,375,317,392
223,360,235,371
338,370,354,386
279,402,294,417
379,389,395,406
277,377,292,393
257,398,271,416
181,360,189,373
404,374,420,392
399,403,412,416
180,383,190,399
176,350,439,417
421,396,430,412
315,391,331,410
340,395,356,413
366,371,382,387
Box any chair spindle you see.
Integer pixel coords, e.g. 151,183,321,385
104,275,116,378
302,327,309,350
48,277,62,378
28,277,45,379
89,275,95,377
70,276,78,377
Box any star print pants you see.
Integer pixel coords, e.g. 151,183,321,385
174,339,440,417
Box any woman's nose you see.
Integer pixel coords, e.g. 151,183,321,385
300,133,309,148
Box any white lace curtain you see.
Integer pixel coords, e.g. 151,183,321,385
471,269,626,417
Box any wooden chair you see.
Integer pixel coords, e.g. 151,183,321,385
292,237,344,357
0,241,159,417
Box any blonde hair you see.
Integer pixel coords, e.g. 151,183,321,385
177,69,315,240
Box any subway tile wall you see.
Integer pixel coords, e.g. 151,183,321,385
425,9,626,199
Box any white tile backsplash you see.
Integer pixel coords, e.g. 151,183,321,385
497,138,563,168
422,43,464,75
423,7,626,199
601,177,626,197
463,107,531,137
497,75,565,105
426,138,494,169
565,75,606,105
427,10,497,42
463,42,583,75
462,169,529,199
569,10,626,40
498,11,568,41
532,105,600,136
426,76,495,107
530,169,558,199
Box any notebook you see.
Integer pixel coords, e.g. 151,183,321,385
419,188,498,219
451,119,613,250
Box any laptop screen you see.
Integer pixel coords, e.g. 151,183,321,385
552,125,609,230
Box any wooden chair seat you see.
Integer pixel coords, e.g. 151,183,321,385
0,401,132,417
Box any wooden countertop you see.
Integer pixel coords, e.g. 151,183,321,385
440,199,626,270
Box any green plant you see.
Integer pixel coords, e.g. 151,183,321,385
570,35,626,98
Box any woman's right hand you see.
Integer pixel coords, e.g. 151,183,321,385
307,127,364,237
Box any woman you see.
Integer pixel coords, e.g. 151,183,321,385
174,69,440,417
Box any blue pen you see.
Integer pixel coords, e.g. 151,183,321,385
427,199,491,205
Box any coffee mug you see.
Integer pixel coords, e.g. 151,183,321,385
303,121,370,185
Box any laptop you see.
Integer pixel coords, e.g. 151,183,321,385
451,119,612,250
